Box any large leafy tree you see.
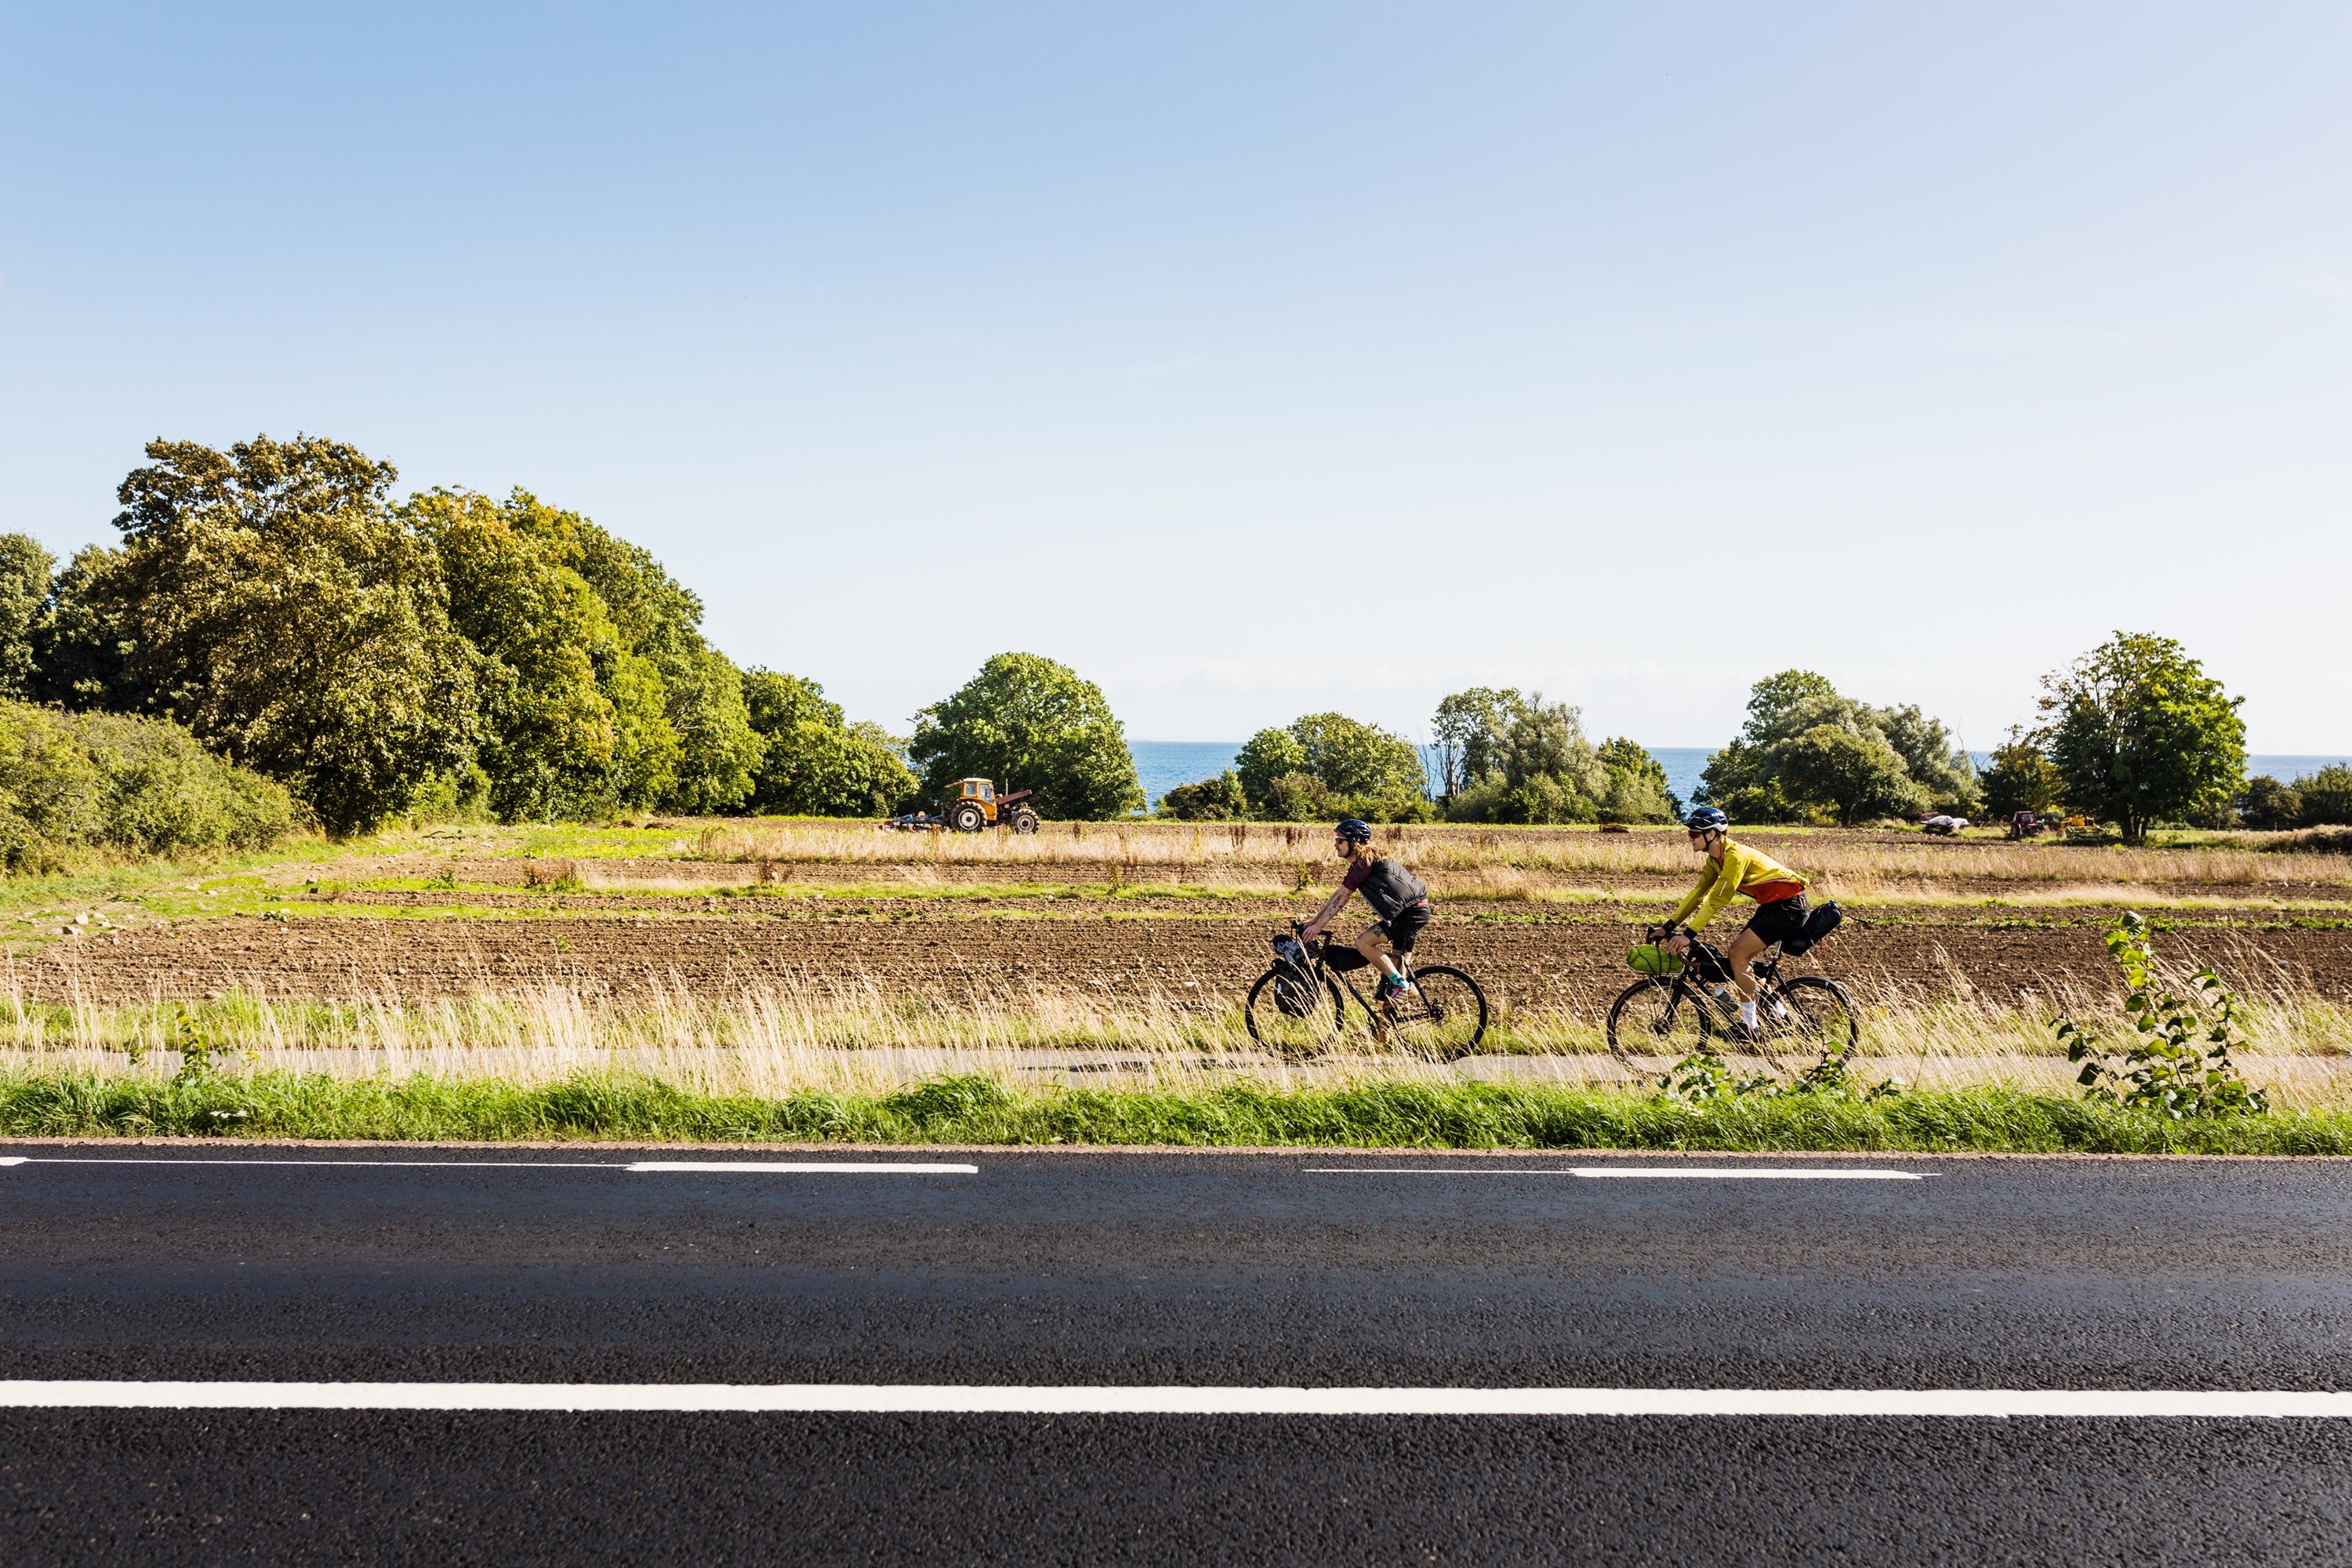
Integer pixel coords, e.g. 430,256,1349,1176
2036,632,2245,841
909,652,1142,820
1980,726,2063,818
1430,687,1520,801
742,668,915,817
44,436,481,833
1698,669,1975,824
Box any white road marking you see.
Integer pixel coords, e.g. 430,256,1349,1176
0,1382,2341,1417
1307,1167,1924,1181
0,1158,975,1174
626,1162,978,1174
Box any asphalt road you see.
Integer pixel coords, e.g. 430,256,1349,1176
3,1147,2350,1563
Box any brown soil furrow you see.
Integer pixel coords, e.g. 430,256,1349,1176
18,916,2352,1011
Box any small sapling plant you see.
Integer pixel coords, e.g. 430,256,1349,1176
2055,910,2270,1117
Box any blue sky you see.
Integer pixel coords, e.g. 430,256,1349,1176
3,2,2346,750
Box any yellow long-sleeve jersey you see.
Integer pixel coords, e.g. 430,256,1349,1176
1666,838,1810,933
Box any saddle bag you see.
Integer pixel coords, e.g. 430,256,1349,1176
1780,900,1844,956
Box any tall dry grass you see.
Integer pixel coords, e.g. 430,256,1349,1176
673,822,2350,891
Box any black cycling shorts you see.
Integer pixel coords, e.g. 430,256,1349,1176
1380,900,1433,953
1744,892,1810,946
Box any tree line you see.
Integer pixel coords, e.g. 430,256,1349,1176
1,435,1145,840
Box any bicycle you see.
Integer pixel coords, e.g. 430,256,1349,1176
1603,921,1858,1065
1244,924,1489,1061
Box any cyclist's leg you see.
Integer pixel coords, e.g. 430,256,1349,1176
1352,923,1399,982
1724,926,1767,1001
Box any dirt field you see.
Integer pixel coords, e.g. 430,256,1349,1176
21,902,2352,1011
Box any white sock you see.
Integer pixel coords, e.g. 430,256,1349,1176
1740,998,1758,1029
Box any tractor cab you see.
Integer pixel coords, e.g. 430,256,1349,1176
954,779,996,803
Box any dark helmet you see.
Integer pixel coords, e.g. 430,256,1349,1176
1335,818,1374,844
1684,807,1730,833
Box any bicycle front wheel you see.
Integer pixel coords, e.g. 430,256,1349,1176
1769,976,1860,1052
1387,965,1489,1060
1245,966,1345,1059
1606,978,1715,1060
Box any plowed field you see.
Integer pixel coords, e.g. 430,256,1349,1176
22,905,2352,1012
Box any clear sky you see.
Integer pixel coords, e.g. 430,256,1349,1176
3,3,2345,750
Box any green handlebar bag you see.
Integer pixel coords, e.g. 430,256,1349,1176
1626,944,1683,977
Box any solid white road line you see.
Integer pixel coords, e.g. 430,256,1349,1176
0,1158,974,1174
0,1382,2343,1417
1306,1167,1924,1180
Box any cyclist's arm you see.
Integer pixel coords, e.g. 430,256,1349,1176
1663,858,1722,934
1297,885,1351,942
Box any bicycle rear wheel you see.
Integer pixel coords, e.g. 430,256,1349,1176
1385,965,1488,1060
1605,978,1715,1061
1769,976,1860,1051
1245,966,1345,1059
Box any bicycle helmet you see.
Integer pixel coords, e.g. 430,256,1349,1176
1684,807,1729,833
1334,818,1374,844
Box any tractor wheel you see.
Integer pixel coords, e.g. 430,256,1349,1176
1009,810,1040,835
949,803,987,833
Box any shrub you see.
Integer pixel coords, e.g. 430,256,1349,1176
2237,776,2302,831
2296,764,2352,828
0,701,298,870
1158,771,1250,821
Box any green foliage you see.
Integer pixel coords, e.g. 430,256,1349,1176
2037,632,2245,842
1658,1042,1899,1105
1430,686,1520,800
1436,690,1612,824
909,652,1143,820
0,701,297,870
1697,670,1976,825
1980,726,2063,818
60,437,482,833
1237,713,1428,822
10,1068,2341,1152
742,669,915,817
2294,764,2352,828
2056,911,2270,1119
1594,737,1680,822
1780,724,1926,826
1157,770,1250,821
2236,776,2301,831
0,535,55,700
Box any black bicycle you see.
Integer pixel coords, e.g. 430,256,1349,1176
1244,925,1489,1061
1604,922,1858,1062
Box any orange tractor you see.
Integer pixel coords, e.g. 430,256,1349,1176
945,778,1040,834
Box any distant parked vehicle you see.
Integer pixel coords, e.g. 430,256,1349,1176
1921,814,1968,836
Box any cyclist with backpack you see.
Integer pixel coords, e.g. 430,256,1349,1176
1296,818,1432,1014
1659,806,1812,1038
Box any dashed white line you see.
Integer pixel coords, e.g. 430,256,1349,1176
627,1162,978,1174
0,1382,2339,1417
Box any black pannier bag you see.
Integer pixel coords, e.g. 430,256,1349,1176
1780,901,1844,956
1271,937,1320,1017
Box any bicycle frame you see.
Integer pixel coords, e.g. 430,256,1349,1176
1287,935,1412,1024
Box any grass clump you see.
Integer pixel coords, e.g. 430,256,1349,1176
5,1068,2348,1154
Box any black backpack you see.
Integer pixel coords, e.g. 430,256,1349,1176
1780,901,1844,956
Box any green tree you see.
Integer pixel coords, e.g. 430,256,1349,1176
2296,764,2352,828
1595,737,1679,822
2036,632,2246,842
1979,727,2063,818
0,535,55,701
2235,776,2300,831
1290,712,1428,818
1779,724,1929,826
1157,771,1250,821
1697,670,1974,823
52,436,481,833
909,652,1142,820
742,669,914,817
1431,686,1521,800
1236,728,1309,810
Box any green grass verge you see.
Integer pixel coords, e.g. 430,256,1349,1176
4,1069,2348,1153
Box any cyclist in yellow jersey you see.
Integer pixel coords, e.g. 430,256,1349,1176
1660,807,1811,1036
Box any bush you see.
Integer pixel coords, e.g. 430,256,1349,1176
2236,775,2301,831
2296,764,2352,828
1158,771,1249,821
0,701,298,870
